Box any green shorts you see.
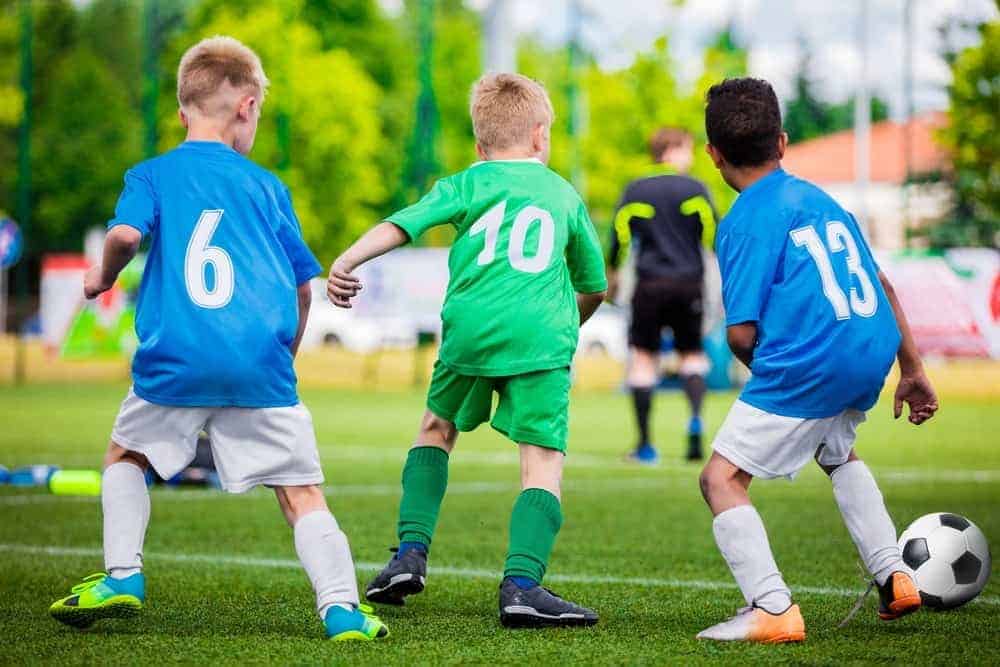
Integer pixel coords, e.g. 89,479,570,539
426,361,571,452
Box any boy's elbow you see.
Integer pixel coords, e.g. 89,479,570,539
726,323,757,355
109,226,142,254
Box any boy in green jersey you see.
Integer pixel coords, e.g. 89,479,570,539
327,73,607,628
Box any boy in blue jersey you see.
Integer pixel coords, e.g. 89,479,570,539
48,37,387,642
695,78,939,643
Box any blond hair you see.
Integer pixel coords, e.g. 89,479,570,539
470,73,554,153
177,36,269,116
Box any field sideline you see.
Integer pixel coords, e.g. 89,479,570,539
1,380,997,664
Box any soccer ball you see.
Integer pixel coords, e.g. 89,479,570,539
898,512,991,610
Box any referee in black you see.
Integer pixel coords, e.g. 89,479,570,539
607,127,717,463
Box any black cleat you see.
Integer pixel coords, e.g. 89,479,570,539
686,432,703,461
365,548,427,606
498,577,598,628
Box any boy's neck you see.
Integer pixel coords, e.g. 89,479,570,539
185,122,237,150
484,149,541,162
728,161,781,193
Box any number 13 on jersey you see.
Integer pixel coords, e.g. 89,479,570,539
791,221,878,320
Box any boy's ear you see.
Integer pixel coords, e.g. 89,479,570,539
236,95,257,121
178,108,189,129
475,142,489,161
531,123,548,152
777,132,788,159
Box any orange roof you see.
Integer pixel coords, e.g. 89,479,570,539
782,111,949,184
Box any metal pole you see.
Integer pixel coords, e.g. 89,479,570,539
902,0,915,246
14,0,32,384
142,0,160,159
854,0,871,238
483,0,515,73
567,0,585,194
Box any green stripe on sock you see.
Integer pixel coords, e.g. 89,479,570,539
503,488,563,583
396,446,449,547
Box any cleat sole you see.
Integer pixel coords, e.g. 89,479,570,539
500,610,598,629
365,574,425,606
50,597,142,629
879,594,922,621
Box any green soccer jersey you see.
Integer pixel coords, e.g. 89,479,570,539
387,159,607,377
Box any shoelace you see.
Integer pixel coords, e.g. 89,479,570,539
838,562,876,628
70,573,108,595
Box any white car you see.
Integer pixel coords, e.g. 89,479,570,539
300,279,418,353
577,303,628,360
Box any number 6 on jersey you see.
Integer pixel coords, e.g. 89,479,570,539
185,209,234,309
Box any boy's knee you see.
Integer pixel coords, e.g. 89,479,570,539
418,411,458,451
278,485,329,523
104,443,149,472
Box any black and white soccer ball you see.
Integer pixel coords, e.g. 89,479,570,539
898,512,991,610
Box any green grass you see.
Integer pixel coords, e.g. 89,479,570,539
1,382,997,664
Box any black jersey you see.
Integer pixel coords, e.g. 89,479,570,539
608,172,717,283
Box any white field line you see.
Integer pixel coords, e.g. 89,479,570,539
2,465,997,507
0,478,674,505
1,542,997,607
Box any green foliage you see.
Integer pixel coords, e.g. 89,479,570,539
783,44,889,144
520,30,745,241
933,18,1000,248
162,0,386,261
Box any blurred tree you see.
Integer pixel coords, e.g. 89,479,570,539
163,0,385,262
932,16,999,247
783,41,889,144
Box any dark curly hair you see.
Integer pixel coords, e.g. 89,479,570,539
705,78,782,167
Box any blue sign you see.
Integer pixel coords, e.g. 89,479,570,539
0,218,22,269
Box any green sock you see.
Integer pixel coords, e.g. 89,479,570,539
503,488,563,583
396,446,450,547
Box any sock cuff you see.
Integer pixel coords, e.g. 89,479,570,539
829,458,869,483
712,503,760,529
516,488,562,526
103,460,146,480
294,509,339,532
407,445,450,466
629,385,654,394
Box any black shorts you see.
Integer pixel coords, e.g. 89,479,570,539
629,280,703,353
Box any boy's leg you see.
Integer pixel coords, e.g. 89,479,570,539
396,411,457,553
699,453,792,615
626,348,658,460
49,443,151,628
503,443,564,587
365,409,459,605
102,444,151,581
819,443,920,620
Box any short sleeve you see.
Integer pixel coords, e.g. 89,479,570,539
108,168,157,236
386,178,465,241
567,202,608,294
717,229,781,326
276,186,322,285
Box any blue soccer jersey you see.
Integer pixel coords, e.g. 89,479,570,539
109,141,322,407
716,168,901,418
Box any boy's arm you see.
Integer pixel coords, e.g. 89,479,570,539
84,226,142,299
726,322,757,369
327,222,409,308
577,290,606,326
290,281,312,357
880,271,938,424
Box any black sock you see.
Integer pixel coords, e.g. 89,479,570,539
631,387,653,447
682,374,706,417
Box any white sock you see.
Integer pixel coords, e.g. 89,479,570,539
294,510,360,619
713,505,792,614
102,461,150,579
831,460,905,586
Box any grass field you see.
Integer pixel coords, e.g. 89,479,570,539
1,379,998,664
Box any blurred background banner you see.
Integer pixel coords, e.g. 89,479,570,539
0,0,996,384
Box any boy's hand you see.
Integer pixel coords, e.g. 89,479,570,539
327,261,362,308
893,371,938,425
83,267,114,300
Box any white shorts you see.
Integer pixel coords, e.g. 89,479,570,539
111,388,324,493
711,400,866,480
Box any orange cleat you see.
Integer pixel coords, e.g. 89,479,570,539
878,571,922,620
697,604,806,644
